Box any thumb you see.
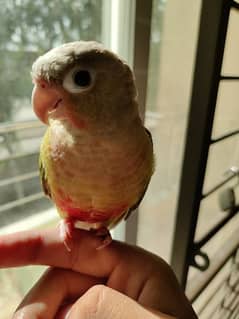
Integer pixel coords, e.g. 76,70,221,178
67,285,175,319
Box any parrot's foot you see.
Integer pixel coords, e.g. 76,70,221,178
58,220,112,251
58,219,75,252
93,227,112,250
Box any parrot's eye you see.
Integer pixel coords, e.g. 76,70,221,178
63,67,94,93
73,70,91,87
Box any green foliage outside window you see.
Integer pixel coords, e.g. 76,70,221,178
0,0,102,123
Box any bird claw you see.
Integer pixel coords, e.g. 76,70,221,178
96,235,113,250
58,221,112,251
94,227,112,250
58,219,74,252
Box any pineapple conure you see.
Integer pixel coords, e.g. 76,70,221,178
31,41,154,249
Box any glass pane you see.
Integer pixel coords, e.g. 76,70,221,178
199,134,239,245
203,136,239,194
222,9,239,76
0,1,103,316
0,0,102,124
0,0,103,226
212,81,239,138
0,125,51,227
137,0,202,261
196,181,237,241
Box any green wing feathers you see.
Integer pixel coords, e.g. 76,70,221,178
39,129,52,198
124,127,154,220
39,154,51,198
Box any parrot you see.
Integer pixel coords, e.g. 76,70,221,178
31,41,154,249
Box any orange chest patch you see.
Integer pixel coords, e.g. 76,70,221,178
56,196,127,223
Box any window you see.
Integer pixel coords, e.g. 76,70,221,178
0,0,203,317
0,1,103,316
138,0,201,261
0,1,103,227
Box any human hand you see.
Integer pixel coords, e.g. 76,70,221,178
0,227,197,318
55,285,177,319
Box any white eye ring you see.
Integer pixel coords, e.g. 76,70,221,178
63,66,94,93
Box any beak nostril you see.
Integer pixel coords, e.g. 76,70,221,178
40,82,46,89
36,79,49,89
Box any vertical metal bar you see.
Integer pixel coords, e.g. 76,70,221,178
102,0,136,242
132,0,153,121
170,0,231,287
125,0,153,244
102,0,136,65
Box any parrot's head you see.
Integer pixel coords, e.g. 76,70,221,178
31,41,138,131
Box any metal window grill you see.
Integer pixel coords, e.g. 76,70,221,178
0,120,52,227
217,248,239,319
170,0,239,316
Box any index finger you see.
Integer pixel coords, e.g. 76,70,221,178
0,227,118,277
0,227,197,317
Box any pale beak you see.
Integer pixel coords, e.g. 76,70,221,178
32,79,62,124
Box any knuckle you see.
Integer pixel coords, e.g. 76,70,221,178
88,284,108,296
82,285,109,317
86,284,107,304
